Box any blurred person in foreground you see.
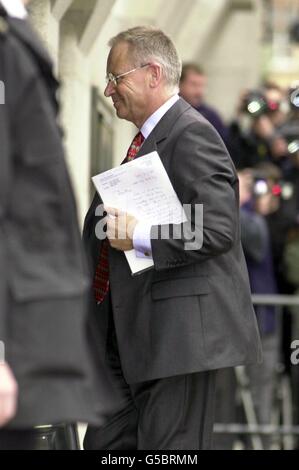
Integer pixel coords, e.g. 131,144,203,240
0,0,101,449
83,26,261,450
179,63,228,145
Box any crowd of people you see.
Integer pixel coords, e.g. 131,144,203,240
179,62,299,448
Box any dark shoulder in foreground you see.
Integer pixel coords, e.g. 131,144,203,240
0,17,41,102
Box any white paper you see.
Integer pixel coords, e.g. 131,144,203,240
92,152,187,275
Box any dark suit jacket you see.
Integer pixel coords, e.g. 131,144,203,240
84,98,262,385
0,11,100,428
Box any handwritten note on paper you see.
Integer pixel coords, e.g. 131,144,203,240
92,152,187,275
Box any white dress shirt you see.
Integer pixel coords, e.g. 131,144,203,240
0,0,27,19
140,94,180,139
133,94,180,258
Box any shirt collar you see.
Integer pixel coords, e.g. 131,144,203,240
0,0,28,19
140,94,180,139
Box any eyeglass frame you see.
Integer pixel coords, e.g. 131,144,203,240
105,63,151,87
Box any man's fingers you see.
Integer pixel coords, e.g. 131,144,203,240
0,364,18,427
0,393,18,427
104,206,121,217
105,207,131,218
106,217,117,240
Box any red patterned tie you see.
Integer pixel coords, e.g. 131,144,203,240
94,132,145,303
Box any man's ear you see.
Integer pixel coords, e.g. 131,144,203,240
149,64,163,88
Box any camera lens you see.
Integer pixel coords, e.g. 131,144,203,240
290,86,299,109
288,140,299,154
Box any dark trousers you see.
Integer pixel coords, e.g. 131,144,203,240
84,300,216,450
0,424,80,450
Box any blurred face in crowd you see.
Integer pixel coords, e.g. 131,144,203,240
265,88,283,108
265,87,286,126
238,170,253,207
180,71,207,107
255,189,279,216
104,41,167,128
238,169,280,214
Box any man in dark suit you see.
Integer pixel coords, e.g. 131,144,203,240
179,62,229,146
83,26,262,450
0,0,101,448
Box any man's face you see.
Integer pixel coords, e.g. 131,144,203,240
104,42,151,127
180,71,207,108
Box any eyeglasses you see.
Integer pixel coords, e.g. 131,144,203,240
105,63,150,87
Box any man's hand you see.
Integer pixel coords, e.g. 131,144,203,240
0,363,18,427
105,207,138,251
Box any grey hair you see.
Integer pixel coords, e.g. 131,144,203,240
108,26,182,93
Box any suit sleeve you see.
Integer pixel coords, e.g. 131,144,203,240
150,120,239,271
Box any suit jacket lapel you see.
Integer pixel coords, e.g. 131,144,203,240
136,98,192,159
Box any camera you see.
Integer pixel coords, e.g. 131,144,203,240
242,90,280,118
289,83,299,111
252,169,294,201
279,118,299,156
242,91,269,118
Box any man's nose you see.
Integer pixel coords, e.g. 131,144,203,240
104,80,115,97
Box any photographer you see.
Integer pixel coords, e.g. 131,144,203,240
275,83,299,212
228,83,288,170
0,0,101,449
